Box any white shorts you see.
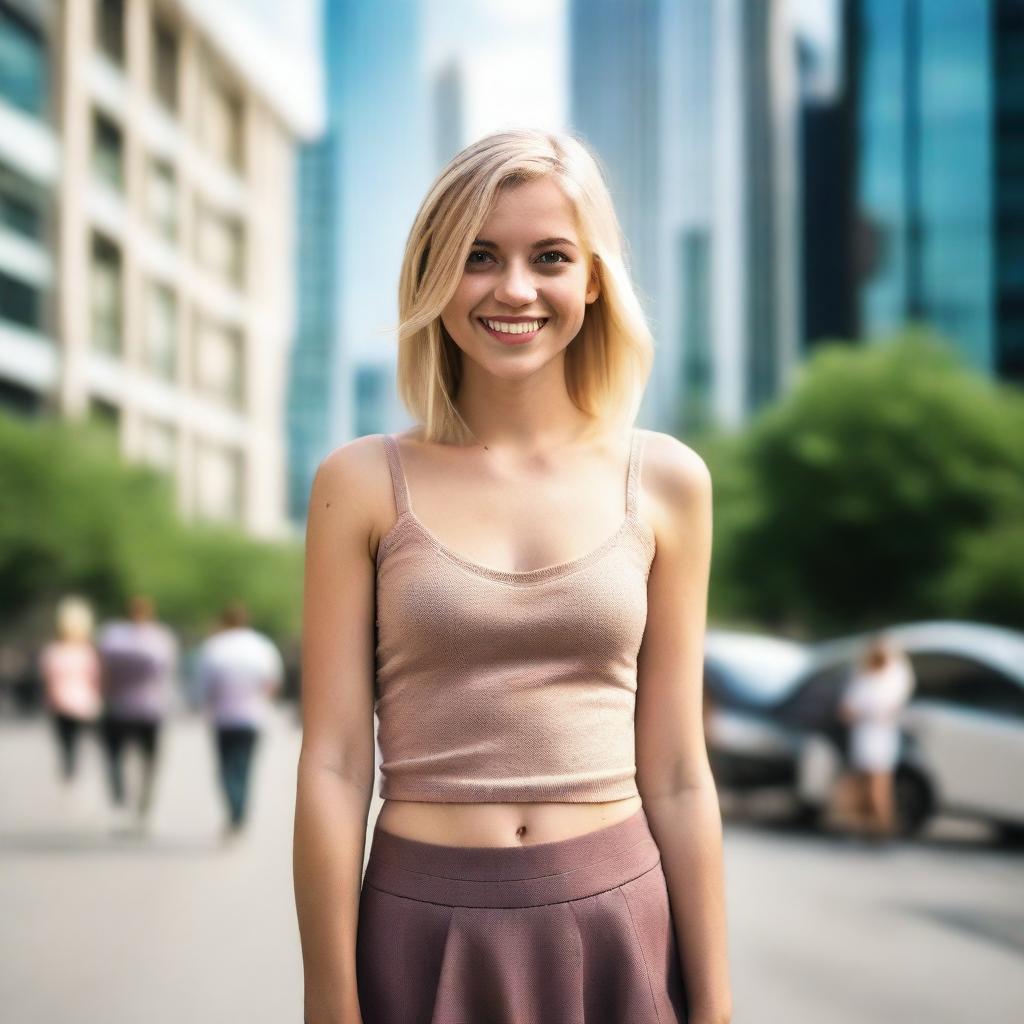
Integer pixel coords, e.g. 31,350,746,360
849,722,900,773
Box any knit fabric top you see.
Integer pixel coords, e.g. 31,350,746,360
373,428,655,803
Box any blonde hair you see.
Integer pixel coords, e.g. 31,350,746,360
392,128,655,443
55,595,95,643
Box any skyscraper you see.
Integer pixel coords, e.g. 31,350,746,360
570,0,803,433
853,0,1023,384
0,0,323,538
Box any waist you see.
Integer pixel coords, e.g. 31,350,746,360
364,802,656,907
374,793,643,848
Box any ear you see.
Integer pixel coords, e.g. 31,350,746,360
585,254,601,304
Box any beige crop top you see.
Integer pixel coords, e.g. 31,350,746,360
373,428,656,802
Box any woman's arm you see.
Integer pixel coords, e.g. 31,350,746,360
293,441,380,1024
634,433,732,1024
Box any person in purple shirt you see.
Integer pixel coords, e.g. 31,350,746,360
96,594,179,831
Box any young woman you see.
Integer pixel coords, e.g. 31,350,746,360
294,129,732,1024
838,634,916,841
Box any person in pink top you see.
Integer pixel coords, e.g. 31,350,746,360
38,595,103,785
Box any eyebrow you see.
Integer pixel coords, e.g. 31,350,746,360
471,237,579,251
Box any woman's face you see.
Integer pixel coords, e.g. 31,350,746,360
440,176,600,382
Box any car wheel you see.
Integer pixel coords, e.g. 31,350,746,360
994,821,1024,849
893,769,932,838
785,799,823,831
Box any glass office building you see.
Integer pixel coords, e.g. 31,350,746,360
856,0,1023,383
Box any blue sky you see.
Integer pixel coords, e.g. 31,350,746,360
423,0,568,139
421,0,839,143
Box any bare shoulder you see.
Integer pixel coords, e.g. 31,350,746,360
307,433,397,552
639,429,712,507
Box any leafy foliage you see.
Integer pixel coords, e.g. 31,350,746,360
0,413,303,651
695,327,1024,635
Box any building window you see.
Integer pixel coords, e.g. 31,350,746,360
196,200,244,287
0,377,43,415
199,67,244,173
151,17,178,113
195,441,244,523
147,158,177,241
0,4,48,116
0,164,43,240
90,233,122,354
88,396,120,435
96,0,124,66
0,269,41,330
92,111,124,191
193,315,244,408
145,283,177,379
141,418,177,474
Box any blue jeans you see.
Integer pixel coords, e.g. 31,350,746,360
215,725,259,826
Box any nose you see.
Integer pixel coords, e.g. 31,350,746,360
493,259,538,307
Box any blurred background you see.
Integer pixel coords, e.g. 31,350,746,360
1,0,1022,1021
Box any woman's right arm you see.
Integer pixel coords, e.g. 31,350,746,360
293,441,379,1024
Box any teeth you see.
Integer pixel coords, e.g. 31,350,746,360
482,318,545,335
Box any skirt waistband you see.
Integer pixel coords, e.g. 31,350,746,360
362,805,661,908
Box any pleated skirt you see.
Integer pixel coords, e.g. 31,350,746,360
356,804,689,1024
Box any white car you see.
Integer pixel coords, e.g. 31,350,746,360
703,630,813,792
794,621,1024,841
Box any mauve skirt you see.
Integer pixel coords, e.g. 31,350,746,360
355,804,689,1024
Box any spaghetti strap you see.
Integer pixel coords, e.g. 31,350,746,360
626,428,645,517
381,434,411,516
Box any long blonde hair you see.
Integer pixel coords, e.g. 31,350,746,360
392,128,655,444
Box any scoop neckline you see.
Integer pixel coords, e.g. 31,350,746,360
379,507,645,584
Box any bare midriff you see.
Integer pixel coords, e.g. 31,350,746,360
375,794,643,848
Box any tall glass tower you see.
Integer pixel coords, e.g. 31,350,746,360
856,0,1022,383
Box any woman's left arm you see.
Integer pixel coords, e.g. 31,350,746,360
635,433,732,1024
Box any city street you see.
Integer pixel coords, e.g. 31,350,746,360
1,710,1021,1023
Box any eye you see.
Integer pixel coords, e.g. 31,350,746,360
465,249,571,267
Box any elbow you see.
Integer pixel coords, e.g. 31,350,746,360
296,748,375,795
637,759,717,803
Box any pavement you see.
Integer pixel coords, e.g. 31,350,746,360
1,709,1021,1023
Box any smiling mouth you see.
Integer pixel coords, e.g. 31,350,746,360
477,317,549,337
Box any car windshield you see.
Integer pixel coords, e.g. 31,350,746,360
705,636,811,706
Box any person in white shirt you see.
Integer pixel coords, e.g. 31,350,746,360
194,602,284,840
838,633,916,841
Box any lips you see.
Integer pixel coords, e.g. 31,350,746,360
477,317,548,345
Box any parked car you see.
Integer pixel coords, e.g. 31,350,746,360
703,630,812,792
791,621,1024,841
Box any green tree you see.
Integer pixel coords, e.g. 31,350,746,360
0,412,302,652
698,327,1024,636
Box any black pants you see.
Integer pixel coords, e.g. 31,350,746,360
51,712,91,781
215,726,259,826
99,716,161,814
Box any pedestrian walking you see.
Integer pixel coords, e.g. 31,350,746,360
96,594,178,832
194,602,284,841
38,595,103,812
293,129,731,1024
837,633,917,842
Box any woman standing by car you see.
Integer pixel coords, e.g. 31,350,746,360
838,634,916,841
